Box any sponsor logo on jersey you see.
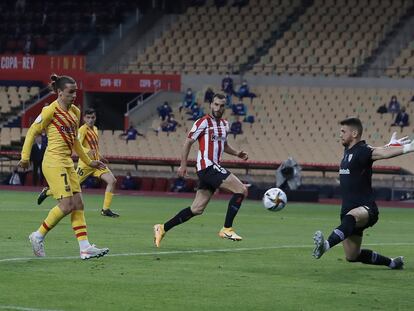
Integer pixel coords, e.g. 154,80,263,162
211,134,226,142
60,125,76,133
339,168,350,174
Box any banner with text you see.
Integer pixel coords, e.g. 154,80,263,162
0,55,181,92
82,73,181,93
0,55,85,81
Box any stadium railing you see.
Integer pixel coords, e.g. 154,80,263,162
0,151,409,176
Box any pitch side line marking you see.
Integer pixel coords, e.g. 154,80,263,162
0,306,63,311
1,242,414,263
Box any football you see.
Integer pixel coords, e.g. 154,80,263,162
262,188,287,212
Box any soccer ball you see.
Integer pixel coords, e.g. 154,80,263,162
262,188,287,212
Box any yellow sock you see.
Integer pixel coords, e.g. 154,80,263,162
46,189,52,196
102,192,113,210
38,206,65,236
71,210,88,241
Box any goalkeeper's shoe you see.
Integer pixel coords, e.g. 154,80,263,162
390,256,404,270
29,232,45,257
218,227,242,241
37,187,49,205
312,230,326,259
80,244,109,260
101,209,120,218
153,224,165,248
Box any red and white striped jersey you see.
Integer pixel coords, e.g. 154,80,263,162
187,114,229,171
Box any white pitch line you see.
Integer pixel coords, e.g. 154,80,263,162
1,242,414,263
0,306,63,311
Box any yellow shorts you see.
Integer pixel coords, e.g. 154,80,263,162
76,163,111,184
42,164,81,200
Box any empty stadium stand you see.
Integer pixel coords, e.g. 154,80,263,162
0,85,40,124
124,0,304,75
386,41,414,78
0,0,135,54
251,0,413,76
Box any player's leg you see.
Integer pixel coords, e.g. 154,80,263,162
343,234,404,269
99,170,119,217
71,191,109,259
218,173,248,241
37,186,50,205
153,189,213,247
313,206,369,259
29,166,75,257
37,162,53,205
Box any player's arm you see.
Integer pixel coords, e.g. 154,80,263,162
178,138,196,177
73,137,106,169
224,142,248,160
371,140,414,161
19,108,52,169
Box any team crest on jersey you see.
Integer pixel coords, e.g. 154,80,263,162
34,114,42,123
348,154,353,162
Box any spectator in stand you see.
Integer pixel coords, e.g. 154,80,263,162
221,73,234,96
41,129,48,146
119,125,145,143
90,11,97,31
237,80,257,103
230,117,243,139
232,98,247,116
187,103,204,121
23,34,32,55
121,171,137,190
180,88,196,113
41,11,48,27
158,115,180,134
30,135,46,186
166,116,179,132
222,74,235,107
171,176,187,192
388,95,400,119
391,106,409,130
157,101,172,121
204,87,215,104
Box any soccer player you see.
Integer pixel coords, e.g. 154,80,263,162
37,108,120,217
18,74,109,260
312,117,414,269
153,93,249,247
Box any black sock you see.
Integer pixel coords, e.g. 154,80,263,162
224,193,244,228
327,214,356,248
164,207,194,232
353,249,392,266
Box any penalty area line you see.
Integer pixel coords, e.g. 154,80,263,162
1,242,414,263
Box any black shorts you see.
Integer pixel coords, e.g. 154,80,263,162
340,204,379,237
197,164,231,193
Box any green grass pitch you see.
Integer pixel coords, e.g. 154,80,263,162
0,190,413,311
